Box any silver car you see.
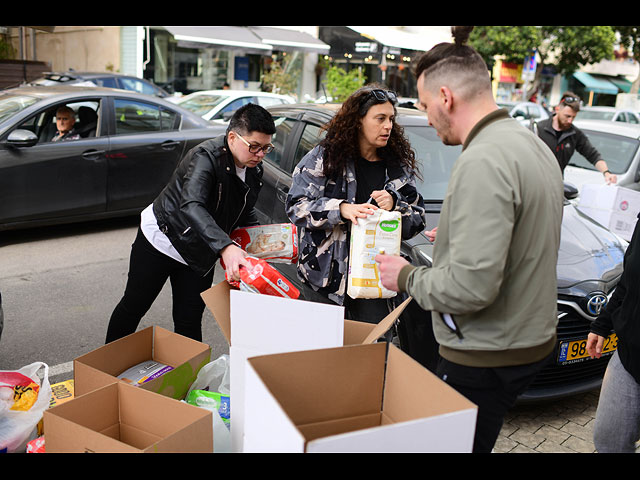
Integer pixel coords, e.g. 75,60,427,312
578,106,640,124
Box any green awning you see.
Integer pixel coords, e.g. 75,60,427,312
573,71,619,94
607,76,633,93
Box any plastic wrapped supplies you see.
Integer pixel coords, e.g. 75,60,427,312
0,362,52,453
347,209,402,299
230,223,298,264
226,256,300,299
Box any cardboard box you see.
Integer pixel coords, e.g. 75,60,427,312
201,281,412,452
243,342,477,452
578,184,640,241
74,326,211,400
44,382,213,453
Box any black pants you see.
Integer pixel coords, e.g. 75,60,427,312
436,352,553,453
105,228,214,343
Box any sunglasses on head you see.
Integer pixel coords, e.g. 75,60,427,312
363,88,398,104
561,95,580,105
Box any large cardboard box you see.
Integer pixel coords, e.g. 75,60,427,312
44,382,213,453
74,326,211,400
201,281,412,452
243,342,477,452
578,184,640,241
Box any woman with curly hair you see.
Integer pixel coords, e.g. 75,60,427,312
286,83,426,327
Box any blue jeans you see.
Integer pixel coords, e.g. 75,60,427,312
594,350,640,453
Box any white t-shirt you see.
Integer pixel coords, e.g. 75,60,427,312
140,165,247,264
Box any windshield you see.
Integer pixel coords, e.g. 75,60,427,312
0,93,40,123
578,110,616,121
403,125,461,201
568,129,639,174
178,94,228,116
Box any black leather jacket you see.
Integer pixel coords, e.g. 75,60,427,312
153,135,263,276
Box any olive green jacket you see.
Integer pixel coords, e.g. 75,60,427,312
398,109,564,367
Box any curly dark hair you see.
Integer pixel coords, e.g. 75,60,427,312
319,83,419,180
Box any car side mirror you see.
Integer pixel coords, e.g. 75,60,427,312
5,129,39,148
564,181,579,200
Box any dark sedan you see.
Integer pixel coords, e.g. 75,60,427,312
0,85,219,231
227,103,626,402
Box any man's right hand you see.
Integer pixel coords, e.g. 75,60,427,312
586,332,605,359
221,244,249,282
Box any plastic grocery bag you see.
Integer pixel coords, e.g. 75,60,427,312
185,354,230,453
347,209,401,299
0,362,51,453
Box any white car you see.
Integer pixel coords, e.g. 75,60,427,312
564,119,640,192
578,106,640,124
498,101,550,125
176,90,295,123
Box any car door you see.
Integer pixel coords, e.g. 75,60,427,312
105,97,186,212
0,98,108,225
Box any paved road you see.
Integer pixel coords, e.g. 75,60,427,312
0,216,627,453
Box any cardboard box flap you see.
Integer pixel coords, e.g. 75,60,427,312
382,342,477,421
343,296,412,345
247,343,387,426
75,326,153,375
152,326,210,367
201,281,233,344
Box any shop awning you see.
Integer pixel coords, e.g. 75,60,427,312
347,26,451,52
249,27,330,54
163,26,272,53
163,26,329,55
573,71,619,95
607,76,633,93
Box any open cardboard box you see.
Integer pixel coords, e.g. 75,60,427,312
200,281,412,452
74,326,211,400
44,382,213,453
243,342,477,452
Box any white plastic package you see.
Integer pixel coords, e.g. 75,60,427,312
347,209,401,299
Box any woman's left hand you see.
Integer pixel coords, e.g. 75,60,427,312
370,190,394,211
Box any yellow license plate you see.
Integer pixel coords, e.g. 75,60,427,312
558,333,618,364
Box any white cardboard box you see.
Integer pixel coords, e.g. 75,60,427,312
578,184,640,241
200,282,412,452
243,343,477,452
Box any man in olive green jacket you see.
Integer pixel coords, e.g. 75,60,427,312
376,26,564,453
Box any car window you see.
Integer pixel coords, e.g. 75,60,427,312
178,94,227,116
569,129,639,174
257,97,286,108
615,113,627,122
404,124,461,201
119,77,158,96
16,99,101,144
629,113,639,124
215,97,255,119
293,123,325,172
265,116,298,169
114,99,177,134
0,94,40,123
92,77,119,89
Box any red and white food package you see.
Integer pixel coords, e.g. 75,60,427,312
225,256,300,299
230,223,298,264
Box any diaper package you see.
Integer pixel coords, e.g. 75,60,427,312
347,209,402,299
230,223,298,264
117,361,174,386
226,256,300,299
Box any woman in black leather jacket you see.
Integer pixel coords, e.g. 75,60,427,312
105,103,276,343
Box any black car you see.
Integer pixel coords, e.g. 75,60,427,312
226,103,626,402
29,71,172,98
0,85,219,231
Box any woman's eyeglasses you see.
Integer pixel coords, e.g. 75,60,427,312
235,132,274,154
